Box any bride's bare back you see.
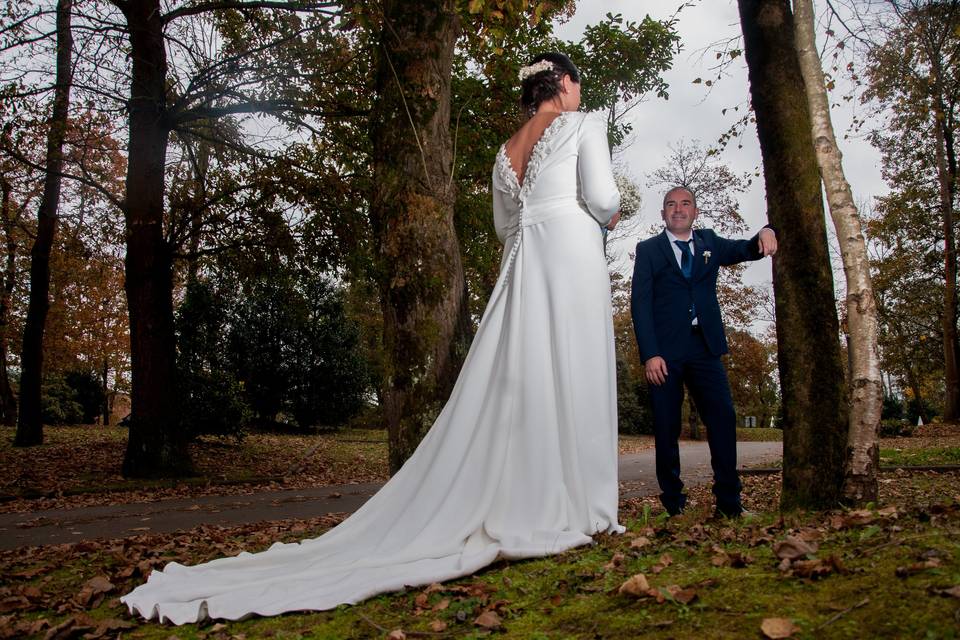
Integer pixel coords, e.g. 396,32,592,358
503,112,563,186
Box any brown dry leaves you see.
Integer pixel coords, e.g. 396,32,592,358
761,617,800,638
0,426,390,513
0,513,348,638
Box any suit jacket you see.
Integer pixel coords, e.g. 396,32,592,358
630,227,768,363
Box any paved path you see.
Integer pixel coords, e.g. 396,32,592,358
0,441,782,550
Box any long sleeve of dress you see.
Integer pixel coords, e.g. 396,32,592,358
577,113,620,225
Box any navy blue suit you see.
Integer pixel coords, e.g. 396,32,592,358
631,228,767,516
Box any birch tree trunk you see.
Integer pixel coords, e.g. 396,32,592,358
793,0,882,504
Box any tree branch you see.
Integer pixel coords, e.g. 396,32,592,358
0,144,125,213
162,1,340,24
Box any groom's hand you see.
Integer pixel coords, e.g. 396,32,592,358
645,356,668,386
758,227,777,257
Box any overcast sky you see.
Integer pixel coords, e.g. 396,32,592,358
554,0,887,299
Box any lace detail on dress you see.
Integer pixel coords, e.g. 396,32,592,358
495,111,572,203
495,145,520,199
496,112,573,288
517,112,570,201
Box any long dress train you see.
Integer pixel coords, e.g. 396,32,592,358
121,110,622,625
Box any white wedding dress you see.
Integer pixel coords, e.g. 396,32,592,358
121,110,622,625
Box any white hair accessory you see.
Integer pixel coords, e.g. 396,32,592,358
518,60,555,82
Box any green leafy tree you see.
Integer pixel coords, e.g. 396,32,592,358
862,0,960,420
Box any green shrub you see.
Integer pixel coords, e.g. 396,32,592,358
879,418,913,438
41,374,84,424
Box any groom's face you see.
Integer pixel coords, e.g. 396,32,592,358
661,188,698,235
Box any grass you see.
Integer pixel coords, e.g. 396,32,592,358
736,427,783,442
880,446,960,467
2,473,959,639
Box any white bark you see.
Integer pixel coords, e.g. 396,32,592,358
793,0,883,503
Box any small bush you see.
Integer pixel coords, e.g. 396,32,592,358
41,375,84,424
879,418,914,438
179,371,251,441
882,393,905,421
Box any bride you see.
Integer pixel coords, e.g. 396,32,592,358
122,52,623,625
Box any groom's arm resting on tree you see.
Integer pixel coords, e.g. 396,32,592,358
713,225,778,266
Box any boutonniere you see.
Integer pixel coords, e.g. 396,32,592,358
703,250,712,264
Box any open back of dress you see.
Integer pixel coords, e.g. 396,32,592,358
121,110,622,625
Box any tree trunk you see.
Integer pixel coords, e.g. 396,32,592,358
793,0,882,504
931,92,959,421
100,358,109,426
905,365,927,423
0,177,18,426
120,0,188,477
14,0,73,447
738,0,848,510
369,0,472,474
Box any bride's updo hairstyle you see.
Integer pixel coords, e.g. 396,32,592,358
519,52,580,117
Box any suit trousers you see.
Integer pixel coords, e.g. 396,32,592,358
648,327,742,515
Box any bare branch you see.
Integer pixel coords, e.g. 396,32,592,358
162,1,340,24
0,143,125,212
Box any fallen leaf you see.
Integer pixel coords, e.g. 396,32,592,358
791,559,833,579
474,610,501,629
667,585,698,604
845,509,876,526
618,574,651,597
630,536,651,549
603,553,625,571
414,593,429,609
773,536,818,561
432,598,450,611
386,630,406,640
761,617,799,639
84,576,114,595
82,618,136,639
896,558,942,577
935,585,960,599
428,620,447,632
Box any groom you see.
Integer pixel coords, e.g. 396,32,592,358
630,186,777,518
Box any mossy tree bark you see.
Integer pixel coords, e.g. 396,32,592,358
737,0,848,509
793,0,882,504
14,0,73,447
370,0,472,473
